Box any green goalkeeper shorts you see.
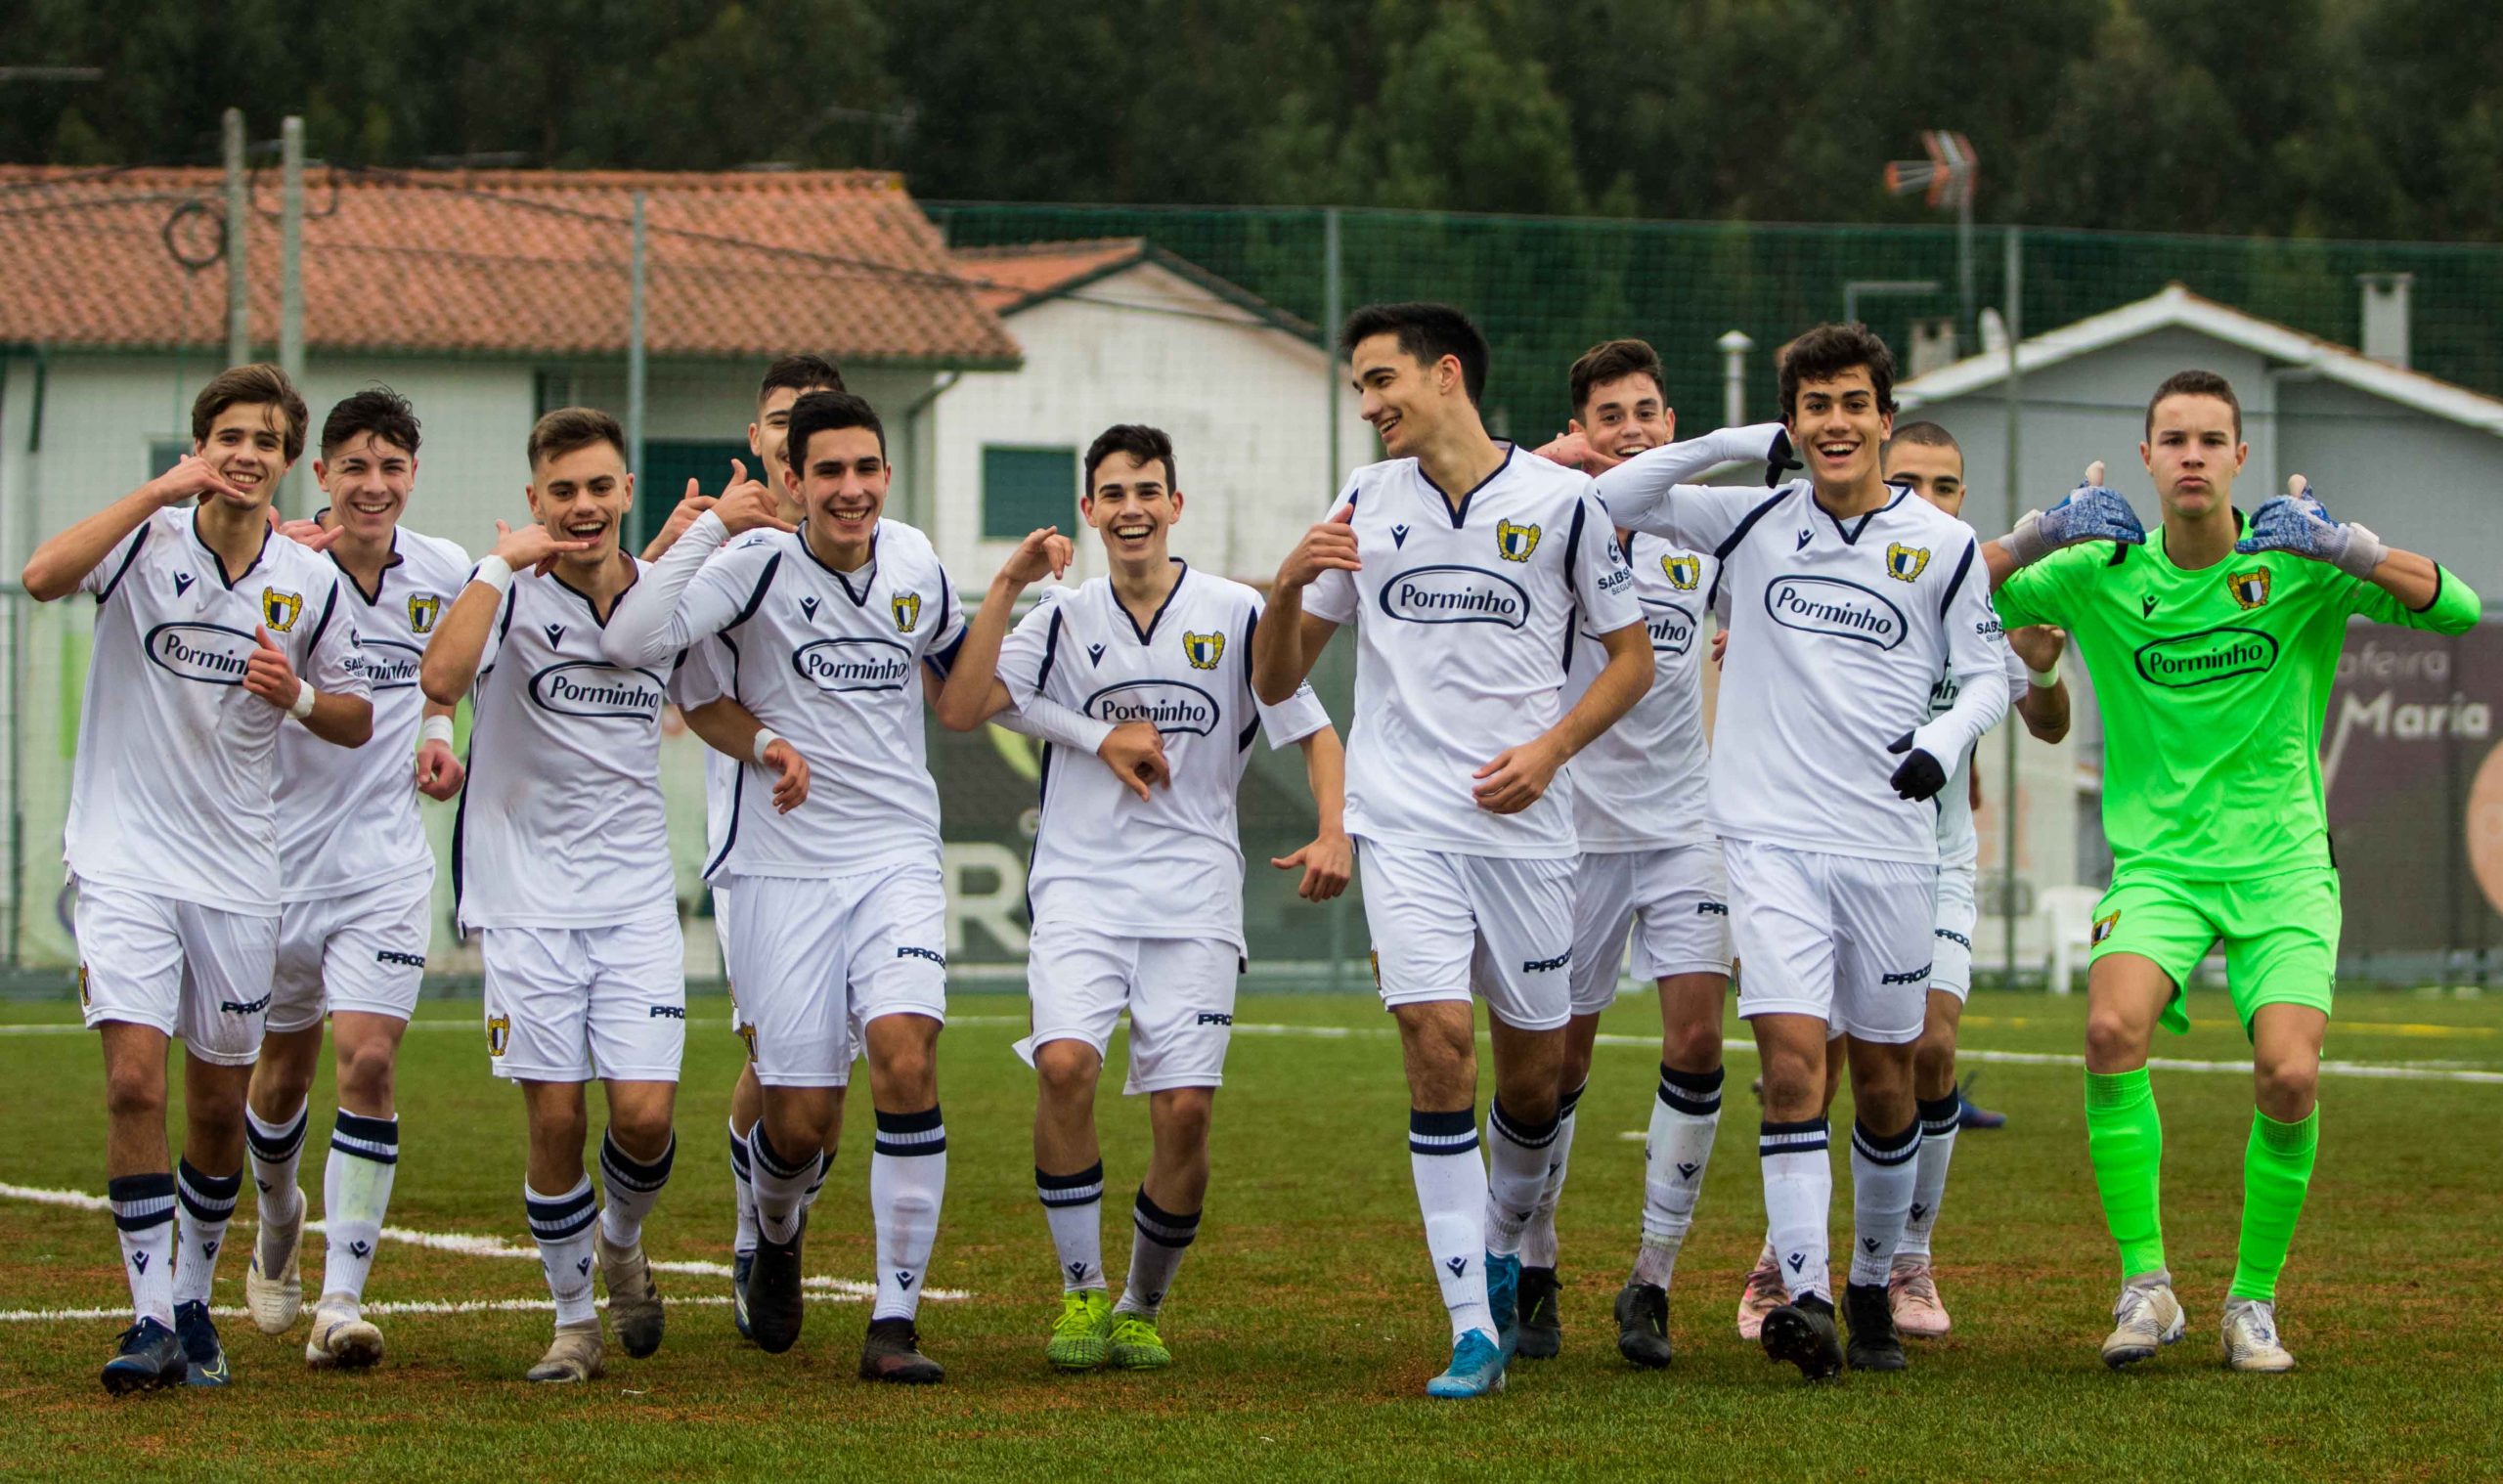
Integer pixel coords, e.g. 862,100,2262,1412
2086,865,2341,1038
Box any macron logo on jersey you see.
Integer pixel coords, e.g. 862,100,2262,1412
1378,565,1528,630
793,637,913,692
1087,680,1219,737
145,623,255,685
528,662,667,720
1765,576,1906,651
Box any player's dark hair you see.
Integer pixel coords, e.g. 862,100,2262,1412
321,386,422,458
1778,322,1898,423
2145,369,2242,440
784,390,887,469
759,353,846,406
1881,420,1959,465
193,363,310,464
1339,302,1490,406
1083,424,1176,494
526,407,627,471
1568,338,1668,415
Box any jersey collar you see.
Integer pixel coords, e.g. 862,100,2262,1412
1419,442,1516,528
1818,480,1911,546
799,520,880,605
191,508,274,589
1112,558,1190,644
548,551,639,628
328,528,406,606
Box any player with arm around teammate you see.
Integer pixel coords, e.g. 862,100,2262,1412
23,364,373,1392
934,423,1351,1373
1253,303,1653,1399
1984,371,2479,1373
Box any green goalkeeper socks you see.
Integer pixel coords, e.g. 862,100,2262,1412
2084,1069,2167,1279
2230,1108,2319,1302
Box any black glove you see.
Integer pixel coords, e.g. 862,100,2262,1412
1764,426,1801,486
1886,731,1947,802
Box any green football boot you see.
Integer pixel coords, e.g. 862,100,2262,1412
1046,1289,1114,1372
1107,1311,1172,1371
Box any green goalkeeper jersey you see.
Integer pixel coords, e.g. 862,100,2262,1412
1994,522,2481,880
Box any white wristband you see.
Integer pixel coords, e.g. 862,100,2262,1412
420,714,456,748
2029,665,2059,689
752,727,782,764
472,554,514,593
288,683,319,720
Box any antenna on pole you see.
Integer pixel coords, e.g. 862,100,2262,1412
1885,130,1979,348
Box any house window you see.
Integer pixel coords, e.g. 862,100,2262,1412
149,440,189,478
636,440,752,553
534,371,576,417
982,445,1076,540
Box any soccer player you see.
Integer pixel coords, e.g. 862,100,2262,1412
24,364,374,1392
933,423,1350,1373
236,389,472,1370
1594,324,2009,1380
1518,339,1735,1369
603,390,988,1382
1253,303,1652,1399
1984,371,2481,1372
419,407,801,1383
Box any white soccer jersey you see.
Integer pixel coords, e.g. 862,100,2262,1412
600,513,966,880
1303,447,1640,858
1566,533,1715,851
1932,641,2033,868
455,560,709,929
1592,464,2009,866
65,507,373,915
276,528,471,901
1000,564,1332,951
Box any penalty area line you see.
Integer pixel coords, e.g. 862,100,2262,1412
0,1292,877,1325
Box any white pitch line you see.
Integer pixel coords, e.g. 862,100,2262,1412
0,1292,863,1325
0,1183,967,1300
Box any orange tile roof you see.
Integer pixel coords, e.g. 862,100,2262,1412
0,166,1020,366
952,239,1150,314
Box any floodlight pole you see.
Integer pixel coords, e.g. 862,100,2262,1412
2001,227,2024,989
223,109,249,368
280,116,308,515
628,191,648,545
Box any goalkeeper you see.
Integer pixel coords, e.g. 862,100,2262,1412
1983,370,2480,1375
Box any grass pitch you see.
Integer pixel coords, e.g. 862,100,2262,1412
1,986,2499,1481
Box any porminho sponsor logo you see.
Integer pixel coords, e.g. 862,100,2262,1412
793,637,913,693
1641,597,1697,657
1087,679,1219,737
2133,627,2279,688
1764,576,1906,650
145,623,255,684
1378,564,1530,630
529,661,668,720
362,638,423,690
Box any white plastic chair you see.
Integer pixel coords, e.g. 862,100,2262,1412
2037,885,2105,995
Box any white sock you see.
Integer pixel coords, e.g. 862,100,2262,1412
525,1176,598,1328
1848,1117,1922,1288
108,1172,177,1327
728,1117,758,1258
1483,1097,1560,1259
1760,1117,1833,1305
171,1157,241,1309
804,1151,832,1211
1520,1080,1583,1269
1410,1107,1494,1342
746,1124,814,1245
323,1111,399,1303
246,1102,309,1226
1115,1188,1200,1320
1632,1063,1724,1288
1037,1160,1106,1291
1898,1090,1962,1262
597,1129,675,1248
870,1106,946,1322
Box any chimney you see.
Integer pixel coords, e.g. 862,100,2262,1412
2358,273,2413,370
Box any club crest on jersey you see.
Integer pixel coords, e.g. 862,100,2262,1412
892,592,923,633
2228,567,2272,609
1885,543,1931,583
1495,519,1541,562
408,593,441,633
261,587,304,632
1182,630,1224,670
487,1015,510,1057
1661,552,1702,590
2091,909,2121,946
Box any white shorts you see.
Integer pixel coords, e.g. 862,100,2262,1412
713,881,751,1039
1929,863,1979,1003
1724,839,1938,1045
1357,840,1577,1033
480,911,686,1083
716,867,949,1088
270,871,435,1033
1568,844,1733,1015
1019,920,1242,1094
72,881,277,1067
